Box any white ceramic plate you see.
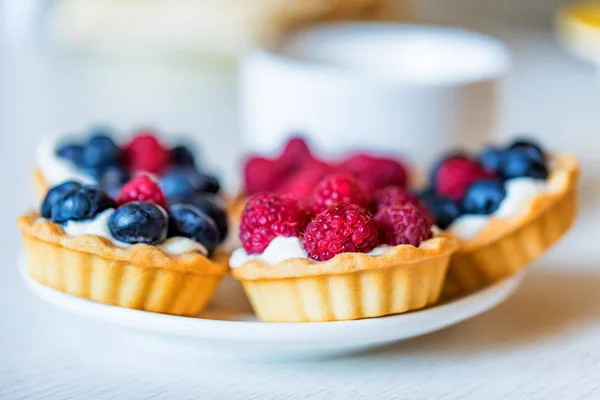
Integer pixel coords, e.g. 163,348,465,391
19,256,525,360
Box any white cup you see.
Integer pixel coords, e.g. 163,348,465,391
239,23,511,169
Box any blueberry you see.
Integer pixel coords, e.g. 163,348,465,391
168,204,221,255
462,179,506,215
479,146,504,172
170,145,195,167
50,185,116,224
79,166,105,181
159,168,198,200
423,196,462,229
100,166,130,197
81,133,120,169
508,138,545,164
41,181,82,219
56,143,83,165
108,202,168,245
501,150,548,180
188,194,228,242
197,174,221,194
160,168,221,200
417,187,437,205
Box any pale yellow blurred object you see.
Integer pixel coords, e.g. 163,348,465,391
47,0,403,57
557,1,600,62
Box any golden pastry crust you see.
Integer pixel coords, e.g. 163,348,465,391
232,233,457,280
225,193,246,225
17,213,228,275
231,234,458,322
33,168,49,201
444,153,579,296
454,154,579,252
18,212,229,316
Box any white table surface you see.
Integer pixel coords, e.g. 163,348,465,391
2,16,600,399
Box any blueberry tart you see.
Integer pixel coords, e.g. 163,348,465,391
421,138,580,296
18,176,229,316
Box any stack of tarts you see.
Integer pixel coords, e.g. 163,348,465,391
18,133,579,324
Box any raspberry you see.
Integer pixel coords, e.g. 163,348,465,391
279,137,312,168
123,132,169,174
434,157,496,201
375,205,433,247
341,154,408,194
277,159,333,203
303,204,379,261
240,193,307,254
373,186,423,210
116,175,167,208
373,186,432,223
243,157,290,195
308,173,369,214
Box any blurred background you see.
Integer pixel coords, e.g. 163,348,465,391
2,1,600,397
1,0,599,251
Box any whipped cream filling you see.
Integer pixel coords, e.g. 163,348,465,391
448,177,550,240
61,208,207,256
229,236,394,268
36,136,95,186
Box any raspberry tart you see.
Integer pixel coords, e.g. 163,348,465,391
230,135,410,228
18,176,229,316
229,177,457,322
420,139,579,296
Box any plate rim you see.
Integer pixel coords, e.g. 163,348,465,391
19,255,525,345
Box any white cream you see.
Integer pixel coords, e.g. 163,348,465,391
63,208,122,244
61,208,207,256
229,236,394,268
494,178,547,219
448,177,549,239
36,136,95,185
366,245,394,257
159,237,208,256
447,215,489,240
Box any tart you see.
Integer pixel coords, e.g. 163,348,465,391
233,136,410,225
232,234,457,323
229,187,458,322
34,127,221,203
420,139,580,296
557,1,600,64
18,176,229,316
34,127,237,253
444,154,579,295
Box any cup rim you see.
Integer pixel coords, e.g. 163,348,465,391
244,22,512,87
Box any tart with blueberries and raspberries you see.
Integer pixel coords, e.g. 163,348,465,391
17,175,229,316
34,126,221,204
419,138,579,296
229,173,458,323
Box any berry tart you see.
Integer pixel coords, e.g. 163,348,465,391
243,137,409,199
229,173,457,323
231,136,410,223
34,127,221,203
17,175,229,316
420,139,579,296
